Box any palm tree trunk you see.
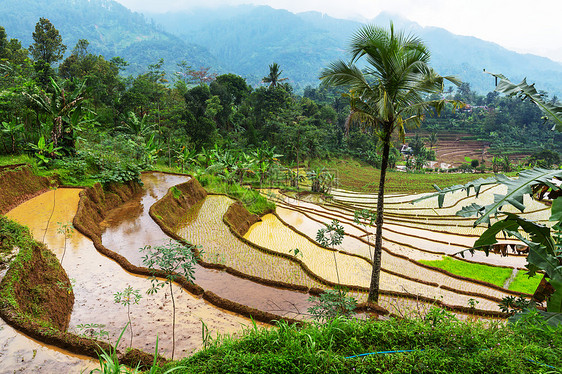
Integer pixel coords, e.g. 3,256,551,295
367,131,391,303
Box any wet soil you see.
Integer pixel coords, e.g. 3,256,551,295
0,318,96,373
5,182,257,360
102,173,314,320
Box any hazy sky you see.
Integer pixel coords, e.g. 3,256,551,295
114,0,562,63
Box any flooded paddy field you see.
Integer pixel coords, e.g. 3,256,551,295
1,172,540,370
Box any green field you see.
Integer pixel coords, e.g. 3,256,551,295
509,270,543,294
419,256,513,288
311,158,498,194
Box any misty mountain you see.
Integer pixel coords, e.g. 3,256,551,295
0,0,218,76
2,0,562,96
149,5,562,95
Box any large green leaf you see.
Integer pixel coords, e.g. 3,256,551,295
487,71,562,132
412,177,497,208
473,218,520,249
509,309,562,327
551,198,562,222
548,279,562,313
456,203,485,218
475,213,556,255
473,168,562,226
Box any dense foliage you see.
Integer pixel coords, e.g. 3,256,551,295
160,314,562,373
1,19,560,185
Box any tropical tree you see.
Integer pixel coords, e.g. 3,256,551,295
118,112,157,138
428,131,438,150
320,23,461,302
29,18,66,65
24,77,87,155
1,119,24,154
141,240,199,360
262,62,288,88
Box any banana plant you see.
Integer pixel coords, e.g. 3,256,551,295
1,119,23,154
175,146,198,173
421,73,562,324
118,112,157,138
24,77,86,155
28,135,62,167
252,145,283,185
472,198,562,317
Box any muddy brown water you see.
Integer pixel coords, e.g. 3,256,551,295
1,174,302,369
6,186,260,361
102,173,314,320
1,172,318,370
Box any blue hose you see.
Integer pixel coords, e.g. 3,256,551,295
345,349,421,359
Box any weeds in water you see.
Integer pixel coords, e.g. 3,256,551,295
76,323,109,341
468,298,479,310
288,247,303,258
201,319,211,349
141,239,200,360
114,285,142,348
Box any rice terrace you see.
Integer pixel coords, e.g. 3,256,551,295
1,2,562,373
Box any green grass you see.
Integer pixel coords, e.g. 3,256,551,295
310,158,498,193
157,313,562,373
198,174,275,215
509,271,543,294
418,256,513,287
0,154,36,167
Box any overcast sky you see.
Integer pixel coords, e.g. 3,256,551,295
114,0,562,63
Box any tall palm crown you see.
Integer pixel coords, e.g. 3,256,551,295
262,62,288,88
320,23,459,303
321,24,458,140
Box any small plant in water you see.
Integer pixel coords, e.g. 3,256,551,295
200,319,211,349
141,239,200,360
76,323,109,341
353,209,376,261
90,325,186,374
56,221,74,265
316,219,345,284
307,288,357,323
289,247,303,258
114,285,142,348
468,298,479,310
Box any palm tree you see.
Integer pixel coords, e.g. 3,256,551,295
428,131,438,150
320,23,461,302
262,62,288,88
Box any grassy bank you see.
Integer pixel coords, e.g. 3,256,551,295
418,257,541,294
198,174,275,215
157,313,561,373
0,216,74,331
